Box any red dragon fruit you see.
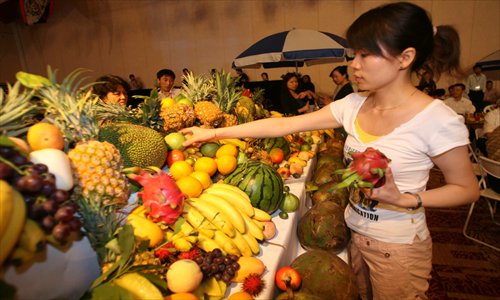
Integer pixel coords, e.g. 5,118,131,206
128,168,185,225
335,147,391,189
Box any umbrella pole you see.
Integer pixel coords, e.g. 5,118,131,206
295,61,299,74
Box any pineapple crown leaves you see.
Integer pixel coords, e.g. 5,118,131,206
0,81,40,136
214,69,242,113
251,88,266,105
17,67,101,143
180,72,216,103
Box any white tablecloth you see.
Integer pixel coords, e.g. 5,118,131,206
227,154,348,299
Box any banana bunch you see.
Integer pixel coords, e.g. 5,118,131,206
182,183,272,257
0,180,47,267
218,138,247,151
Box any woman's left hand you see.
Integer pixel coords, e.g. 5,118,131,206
362,168,404,206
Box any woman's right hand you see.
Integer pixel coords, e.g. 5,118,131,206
180,126,217,147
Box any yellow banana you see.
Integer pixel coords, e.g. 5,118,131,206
231,230,253,257
213,230,241,256
204,184,255,217
173,237,194,252
188,198,236,238
183,202,212,230
18,218,46,253
252,207,272,221
113,272,163,300
0,180,14,238
241,231,260,255
324,129,335,139
199,193,246,233
0,188,26,266
251,218,264,231
218,138,247,150
8,246,35,267
238,209,264,241
198,228,216,238
198,233,225,254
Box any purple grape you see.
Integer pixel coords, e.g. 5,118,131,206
16,175,43,193
55,206,74,222
33,163,49,174
29,204,47,220
52,223,71,241
42,199,59,214
41,215,56,231
10,154,29,166
67,218,81,232
0,163,14,179
43,173,56,185
25,165,40,176
50,190,69,203
40,180,56,196
0,146,15,158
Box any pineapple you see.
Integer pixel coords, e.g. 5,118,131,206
17,68,130,206
0,81,39,135
213,70,241,127
160,103,195,132
194,101,223,127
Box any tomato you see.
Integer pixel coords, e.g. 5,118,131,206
275,266,302,291
167,149,185,167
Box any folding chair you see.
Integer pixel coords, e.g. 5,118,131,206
463,156,500,251
468,144,481,176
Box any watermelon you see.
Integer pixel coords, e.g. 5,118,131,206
260,137,290,157
224,160,284,214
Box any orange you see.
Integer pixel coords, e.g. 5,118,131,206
176,176,203,198
216,144,238,158
27,123,64,151
228,291,253,300
165,293,200,300
194,157,218,176
190,171,212,189
216,155,238,175
169,161,193,180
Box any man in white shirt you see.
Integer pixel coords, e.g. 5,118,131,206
443,83,476,115
466,64,487,111
156,69,181,99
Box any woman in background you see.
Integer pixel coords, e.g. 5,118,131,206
320,65,354,106
279,72,312,115
93,75,130,106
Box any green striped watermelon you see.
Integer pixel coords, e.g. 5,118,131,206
260,137,290,157
224,160,284,214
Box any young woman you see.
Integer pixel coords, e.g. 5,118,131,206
93,75,130,106
181,2,479,298
279,72,312,115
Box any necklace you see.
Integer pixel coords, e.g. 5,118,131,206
372,88,418,111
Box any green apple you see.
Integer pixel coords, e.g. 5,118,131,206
177,97,193,107
164,132,187,150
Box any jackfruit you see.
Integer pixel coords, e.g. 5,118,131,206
99,123,168,168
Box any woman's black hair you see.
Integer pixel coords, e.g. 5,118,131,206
93,75,130,99
330,65,349,79
346,2,461,78
281,73,298,92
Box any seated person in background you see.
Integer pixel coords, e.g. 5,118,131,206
261,72,269,81
93,75,130,106
443,83,475,115
128,74,144,90
431,88,446,100
235,68,249,85
417,70,436,95
484,80,499,106
279,72,311,115
476,105,500,156
320,65,354,106
157,69,181,99
300,74,316,105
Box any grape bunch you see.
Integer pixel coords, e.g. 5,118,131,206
0,145,81,243
193,248,240,285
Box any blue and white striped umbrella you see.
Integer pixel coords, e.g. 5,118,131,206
233,28,349,69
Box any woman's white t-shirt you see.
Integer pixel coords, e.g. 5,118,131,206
329,93,469,244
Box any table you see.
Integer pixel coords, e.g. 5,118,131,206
227,153,348,299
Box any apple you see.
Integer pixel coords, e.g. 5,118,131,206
167,149,185,167
277,166,291,180
177,98,193,107
275,266,302,291
165,132,187,150
262,221,277,240
269,147,285,164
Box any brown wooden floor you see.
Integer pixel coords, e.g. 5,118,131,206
426,168,500,299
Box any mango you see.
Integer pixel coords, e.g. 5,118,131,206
232,256,266,283
126,214,163,247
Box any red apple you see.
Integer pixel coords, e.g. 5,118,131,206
275,266,302,291
269,147,285,164
277,166,291,180
167,149,185,167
